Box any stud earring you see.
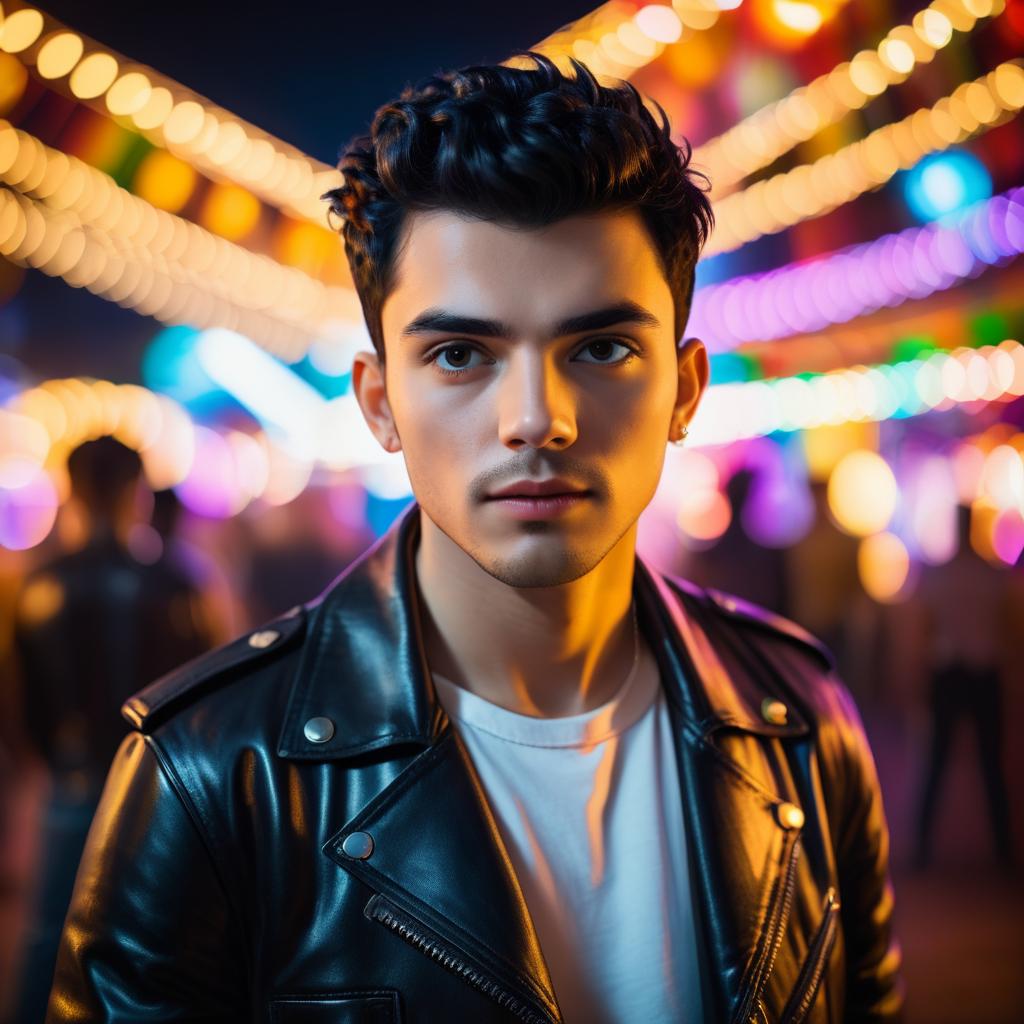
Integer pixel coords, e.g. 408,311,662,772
671,423,689,447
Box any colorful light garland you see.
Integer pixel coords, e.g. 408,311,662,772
690,339,1024,446
691,187,1024,351
0,4,341,224
0,121,362,359
695,0,1005,197
704,61,1024,257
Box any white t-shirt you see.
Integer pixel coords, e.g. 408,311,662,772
431,647,703,1024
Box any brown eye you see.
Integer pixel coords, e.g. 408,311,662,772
444,345,471,366
573,339,634,365
434,344,485,374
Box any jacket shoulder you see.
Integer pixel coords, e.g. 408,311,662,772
676,578,836,674
121,606,307,734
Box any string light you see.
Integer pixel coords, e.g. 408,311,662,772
704,60,1024,257
695,0,1006,197
0,122,363,359
525,0,745,84
690,340,1024,447
1,4,342,224
692,187,1024,351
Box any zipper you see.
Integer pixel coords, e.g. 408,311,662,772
364,893,555,1024
734,834,802,1024
780,886,840,1024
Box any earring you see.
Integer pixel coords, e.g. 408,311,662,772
671,423,689,447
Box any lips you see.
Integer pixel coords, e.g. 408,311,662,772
486,478,591,499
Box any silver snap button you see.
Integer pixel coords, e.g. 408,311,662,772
761,698,789,726
248,629,280,649
341,831,374,860
776,802,805,830
303,716,335,743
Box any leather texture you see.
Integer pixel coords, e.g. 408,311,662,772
47,503,904,1023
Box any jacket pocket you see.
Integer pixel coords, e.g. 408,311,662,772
269,990,400,1023
780,887,840,1024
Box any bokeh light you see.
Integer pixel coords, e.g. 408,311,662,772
858,531,912,602
0,461,59,550
903,149,993,221
200,182,261,241
132,148,197,213
36,32,85,80
827,450,898,537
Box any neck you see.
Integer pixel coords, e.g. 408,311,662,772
414,510,639,718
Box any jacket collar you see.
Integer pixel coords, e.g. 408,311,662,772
277,502,806,761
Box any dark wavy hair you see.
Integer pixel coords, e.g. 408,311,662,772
323,53,713,361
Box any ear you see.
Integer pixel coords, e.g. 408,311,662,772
351,350,402,453
671,337,709,439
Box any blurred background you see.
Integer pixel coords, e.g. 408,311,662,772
0,0,1022,1020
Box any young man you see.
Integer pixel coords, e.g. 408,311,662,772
48,55,903,1022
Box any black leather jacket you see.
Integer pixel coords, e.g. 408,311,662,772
48,504,903,1023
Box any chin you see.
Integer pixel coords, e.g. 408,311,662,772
470,536,607,589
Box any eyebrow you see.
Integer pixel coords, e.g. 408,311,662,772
400,300,662,340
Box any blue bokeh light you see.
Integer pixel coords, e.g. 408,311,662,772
902,149,992,222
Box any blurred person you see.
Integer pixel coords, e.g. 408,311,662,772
680,468,790,613
11,438,214,1023
48,57,902,1022
913,504,1015,870
147,487,235,647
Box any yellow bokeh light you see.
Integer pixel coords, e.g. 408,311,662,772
69,52,119,100
913,9,953,48
0,52,27,116
132,148,196,213
207,120,248,166
827,449,898,537
849,50,888,96
163,100,205,145
961,0,996,16
878,37,915,75
275,219,339,275
635,4,684,44
990,62,1024,109
772,0,823,34
618,20,659,60
200,182,260,242
674,0,721,31
858,532,910,603
963,81,998,124
663,31,720,88
131,86,173,131
36,32,84,79
0,8,44,53
105,72,152,117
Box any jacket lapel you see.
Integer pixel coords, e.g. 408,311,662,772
638,564,808,1023
323,728,561,1023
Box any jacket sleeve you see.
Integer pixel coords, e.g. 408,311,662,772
831,682,905,1022
47,732,246,1022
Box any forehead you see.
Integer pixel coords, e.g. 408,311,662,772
380,209,672,342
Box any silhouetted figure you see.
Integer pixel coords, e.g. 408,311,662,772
682,468,790,613
914,505,1014,870
11,439,214,1023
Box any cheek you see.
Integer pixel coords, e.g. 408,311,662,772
390,374,483,471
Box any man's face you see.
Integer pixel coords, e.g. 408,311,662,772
361,208,706,588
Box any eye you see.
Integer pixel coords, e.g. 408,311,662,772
431,343,488,376
572,338,637,365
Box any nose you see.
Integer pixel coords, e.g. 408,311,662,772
497,350,578,451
